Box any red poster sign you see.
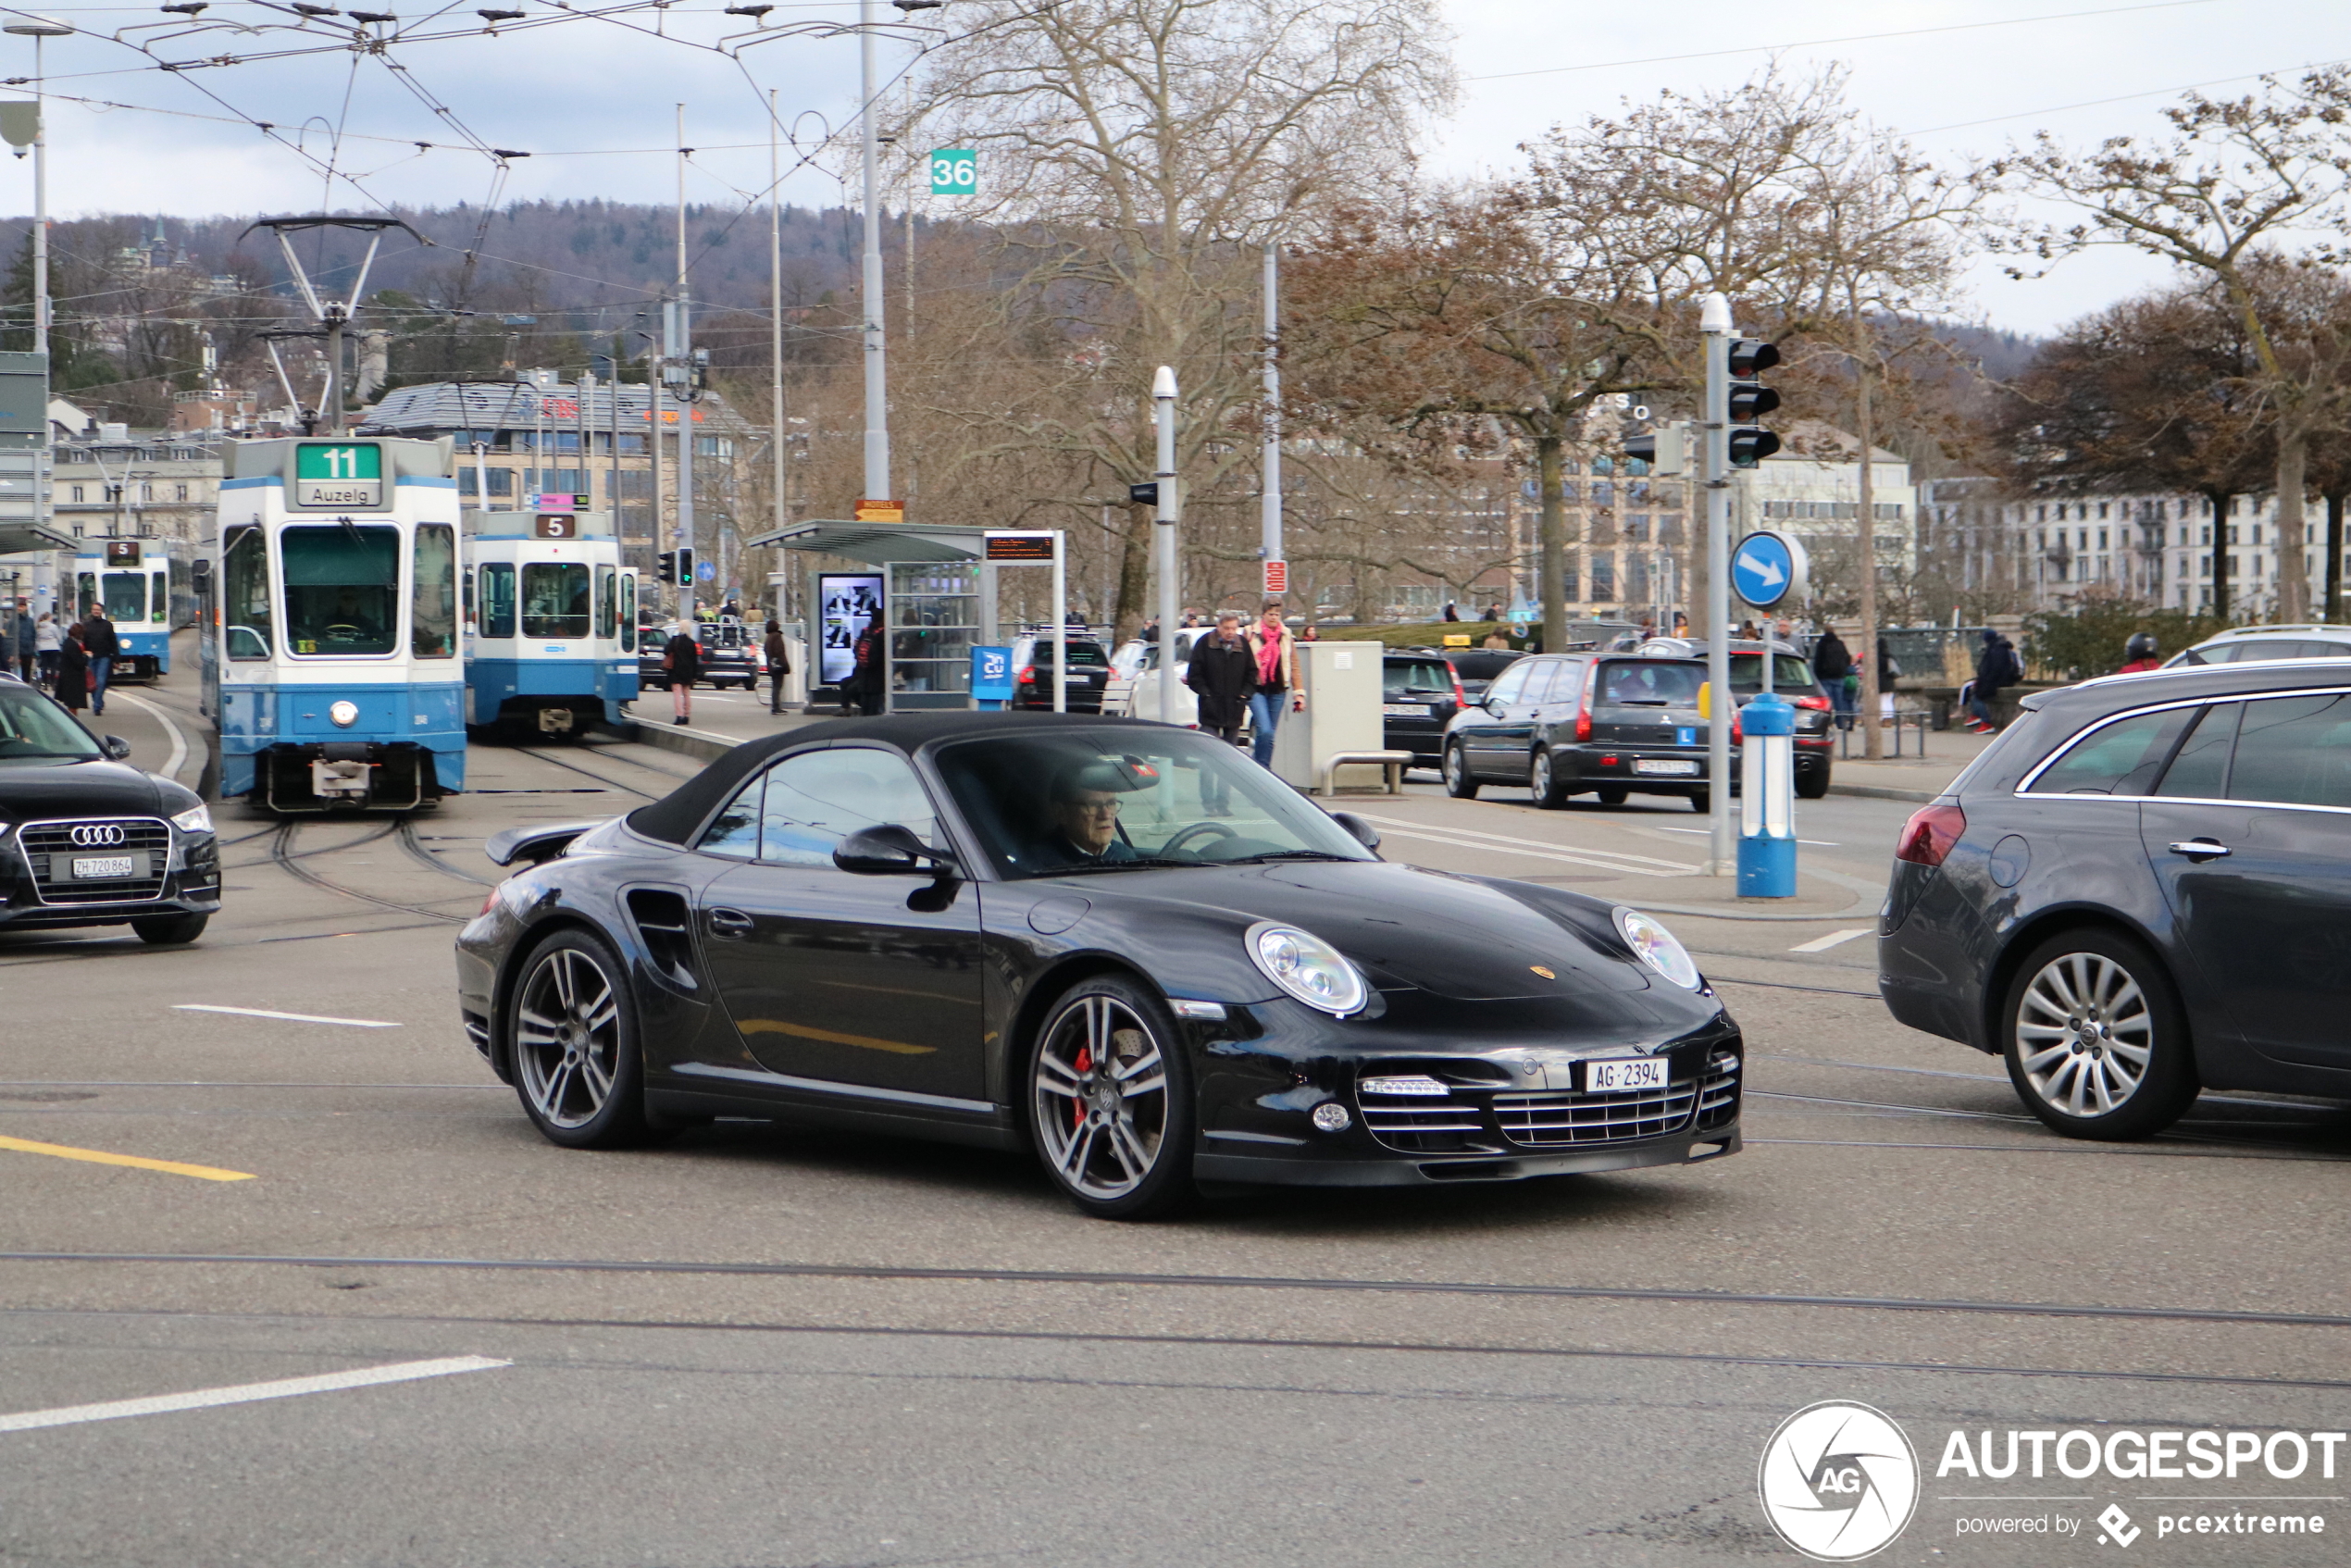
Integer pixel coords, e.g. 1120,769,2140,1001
1263,559,1287,595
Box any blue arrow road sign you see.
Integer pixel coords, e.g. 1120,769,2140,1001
1732,530,1797,610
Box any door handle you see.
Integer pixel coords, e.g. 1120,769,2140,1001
2167,840,2232,861
706,907,754,937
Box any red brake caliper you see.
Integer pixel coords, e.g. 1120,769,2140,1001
1072,1044,1092,1130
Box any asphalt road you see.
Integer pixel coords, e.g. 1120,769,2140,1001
3,696,2346,1567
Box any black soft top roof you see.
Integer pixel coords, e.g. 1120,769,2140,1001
622,710,1170,844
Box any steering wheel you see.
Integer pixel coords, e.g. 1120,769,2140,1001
1160,821,1239,859
324,622,363,641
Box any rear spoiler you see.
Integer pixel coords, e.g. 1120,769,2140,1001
483,820,608,868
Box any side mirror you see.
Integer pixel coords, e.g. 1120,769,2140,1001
834,823,959,877
99,735,131,761
1330,812,1380,851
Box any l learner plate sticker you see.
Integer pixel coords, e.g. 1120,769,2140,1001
1585,1057,1668,1092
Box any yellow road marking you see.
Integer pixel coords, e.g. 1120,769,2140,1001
0,1135,256,1183
734,1019,937,1056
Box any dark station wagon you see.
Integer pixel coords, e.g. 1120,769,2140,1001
1443,653,1716,809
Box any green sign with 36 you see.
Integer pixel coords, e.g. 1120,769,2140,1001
929,149,976,195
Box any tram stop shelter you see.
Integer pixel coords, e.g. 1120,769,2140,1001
746,518,1011,713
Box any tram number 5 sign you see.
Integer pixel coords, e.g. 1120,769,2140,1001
929,149,976,195
294,442,384,508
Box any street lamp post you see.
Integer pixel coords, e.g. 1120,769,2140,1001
5,19,68,360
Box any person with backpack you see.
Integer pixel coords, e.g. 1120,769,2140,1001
1969,628,2021,733
764,621,792,713
1811,626,1854,730
661,623,701,726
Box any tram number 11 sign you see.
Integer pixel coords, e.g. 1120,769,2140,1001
294,442,384,508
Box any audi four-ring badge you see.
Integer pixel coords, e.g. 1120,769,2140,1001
0,675,218,944
454,713,1743,1219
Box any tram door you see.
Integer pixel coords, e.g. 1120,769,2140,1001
193,558,218,721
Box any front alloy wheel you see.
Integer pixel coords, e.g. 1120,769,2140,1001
512,929,653,1148
1030,977,1192,1218
2002,930,2196,1140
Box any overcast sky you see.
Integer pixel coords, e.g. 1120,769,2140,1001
6,0,2348,334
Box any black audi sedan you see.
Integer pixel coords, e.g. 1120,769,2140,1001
1879,658,2351,1139
455,713,1742,1217
1443,652,1716,809
0,676,218,943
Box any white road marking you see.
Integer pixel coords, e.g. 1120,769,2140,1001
1374,825,1690,878
1660,824,1840,847
107,689,189,785
173,1004,402,1028
1788,927,1873,953
1355,812,1700,874
0,1356,510,1435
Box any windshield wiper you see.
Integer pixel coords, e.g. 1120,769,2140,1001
1222,850,1363,865
1044,855,1202,875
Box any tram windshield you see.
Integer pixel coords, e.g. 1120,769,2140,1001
281,524,399,656
0,682,101,765
101,572,146,621
411,524,456,659
522,562,591,640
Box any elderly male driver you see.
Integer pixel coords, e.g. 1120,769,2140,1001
1039,761,1138,865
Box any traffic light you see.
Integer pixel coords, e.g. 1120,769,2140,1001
1623,423,1687,478
675,547,694,588
657,551,677,585
1727,338,1782,468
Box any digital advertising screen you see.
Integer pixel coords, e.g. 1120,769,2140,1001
818,571,884,686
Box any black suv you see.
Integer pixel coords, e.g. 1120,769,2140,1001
1442,653,1712,809
642,618,763,691
1880,659,2351,1139
1638,638,1835,799
1010,634,1111,712
1383,653,1465,770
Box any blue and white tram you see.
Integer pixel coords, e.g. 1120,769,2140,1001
461,504,640,737
200,436,466,810
72,538,193,679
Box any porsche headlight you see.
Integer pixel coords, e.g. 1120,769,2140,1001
170,803,214,835
1615,907,1701,989
1247,921,1367,1017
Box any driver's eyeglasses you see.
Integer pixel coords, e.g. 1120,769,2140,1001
1065,797,1120,815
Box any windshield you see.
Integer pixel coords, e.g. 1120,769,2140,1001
281,525,399,656
935,729,1376,879
0,686,99,764
224,526,273,660
1026,641,1109,668
102,572,145,621
522,562,591,640
1727,653,1816,692
1598,660,1704,706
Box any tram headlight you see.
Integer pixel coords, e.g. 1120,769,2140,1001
170,803,213,835
329,700,360,728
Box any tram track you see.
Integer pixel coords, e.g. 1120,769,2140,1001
265,821,473,925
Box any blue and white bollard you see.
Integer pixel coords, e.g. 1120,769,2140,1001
1738,691,1797,898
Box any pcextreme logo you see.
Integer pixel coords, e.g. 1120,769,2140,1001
1759,1401,1922,1562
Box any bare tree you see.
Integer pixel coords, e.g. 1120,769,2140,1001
1991,68,2351,620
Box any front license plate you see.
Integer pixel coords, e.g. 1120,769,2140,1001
1635,758,1699,776
1383,703,1432,716
70,855,137,880
1585,1057,1669,1093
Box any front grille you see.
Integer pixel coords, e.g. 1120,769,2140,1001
1696,1051,1741,1130
1492,1081,1698,1145
1355,1092,1494,1154
19,818,172,906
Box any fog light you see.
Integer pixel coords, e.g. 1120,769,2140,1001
329,700,360,728
1311,1102,1351,1133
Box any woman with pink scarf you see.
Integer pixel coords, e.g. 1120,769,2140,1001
1246,603,1303,765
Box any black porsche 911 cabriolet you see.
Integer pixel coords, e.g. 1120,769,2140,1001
455,712,1742,1217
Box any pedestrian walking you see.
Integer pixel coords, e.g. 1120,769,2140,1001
81,603,118,716
54,623,89,714
662,623,701,726
1811,626,1854,730
1185,611,1256,814
764,621,792,713
34,611,61,691
1246,603,1302,767
5,598,30,683
847,621,885,716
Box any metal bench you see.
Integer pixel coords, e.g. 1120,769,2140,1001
1314,750,1415,796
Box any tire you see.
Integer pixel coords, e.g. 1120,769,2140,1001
1797,760,1831,800
2001,928,2197,1139
1687,788,1710,813
1529,747,1568,809
1028,974,1194,1219
132,913,207,945
1443,740,1481,799
1595,784,1629,806
507,927,655,1150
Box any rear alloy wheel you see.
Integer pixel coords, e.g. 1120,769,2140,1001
1594,785,1630,807
1029,976,1193,1219
1529,746,1568,809
510,928,655,1149
2002,929,2197,1140
1443,740,1481,799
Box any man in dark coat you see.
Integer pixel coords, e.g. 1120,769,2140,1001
848,623,884,716
55,623,90,714
81,604,118,716
1810,627,1854,730
763,622,792,713
1185,611,1257,814
1969,628,2018,733
662,624,701,726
